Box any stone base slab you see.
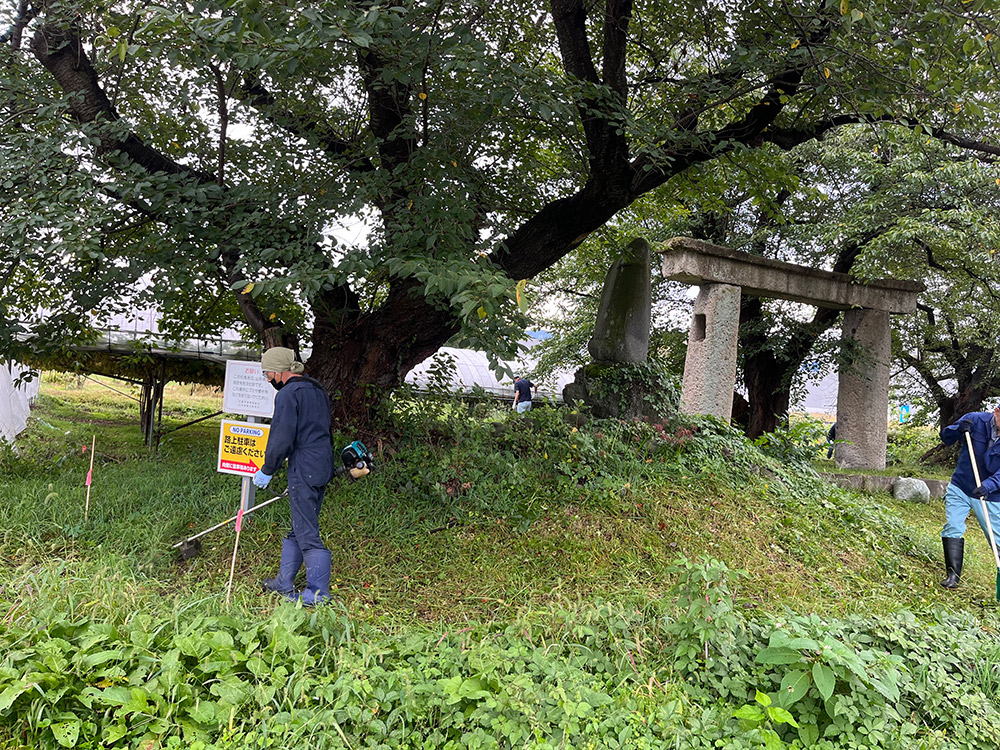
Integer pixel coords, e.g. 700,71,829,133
821,473,948,499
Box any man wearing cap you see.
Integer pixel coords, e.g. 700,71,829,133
252,347,335,606
938,404,1000,589
513,376,535,413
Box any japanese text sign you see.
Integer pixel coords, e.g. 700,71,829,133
222,360,275,418
217,419,270,476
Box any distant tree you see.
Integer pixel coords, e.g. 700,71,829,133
881,169,1000,429
536,128,1000,436
732,131,1000,435
3,0,998,427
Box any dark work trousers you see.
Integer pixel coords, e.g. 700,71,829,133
286,478,329,553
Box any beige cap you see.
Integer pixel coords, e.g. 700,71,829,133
261,347,305,374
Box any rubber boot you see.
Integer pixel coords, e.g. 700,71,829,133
262,538,303,596
298,548,332,607
941,537,964,589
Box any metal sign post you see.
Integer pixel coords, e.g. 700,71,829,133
242,416,258,512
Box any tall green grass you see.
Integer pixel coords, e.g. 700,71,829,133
3,380,1000,748
2,383,997,621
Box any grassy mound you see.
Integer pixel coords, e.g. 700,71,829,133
1,378,999,748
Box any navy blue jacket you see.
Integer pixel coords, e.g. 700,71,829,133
261,376,334,487
941,411,1000,501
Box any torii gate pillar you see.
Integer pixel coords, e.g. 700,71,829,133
836,308,892,469
680,283,742,421
660,238,923,471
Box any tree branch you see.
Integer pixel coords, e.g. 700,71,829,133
209,62,229,187
629,19,832,197
26,21,308,342
358,47,415,173
237,75,375,172
602,0,631,99
915,301,937,328
897,348,949,407
913,237,949,272
30,22,216,183
552,0,632,181
765,114,1000,159
1,0,35,49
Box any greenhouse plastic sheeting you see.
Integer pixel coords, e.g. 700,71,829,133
0,361,39,443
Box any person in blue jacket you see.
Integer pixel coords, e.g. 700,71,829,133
252,347,335,606
939,405,1000,589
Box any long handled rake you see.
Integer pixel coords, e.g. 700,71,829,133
964,430,1000,601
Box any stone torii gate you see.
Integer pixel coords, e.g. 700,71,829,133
659,237,924,470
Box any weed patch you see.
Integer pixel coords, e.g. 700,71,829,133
3,382,1000,746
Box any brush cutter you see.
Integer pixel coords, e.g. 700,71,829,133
963,430,1000,601
172,441,376,557
172,489,289,557
335,440,375,479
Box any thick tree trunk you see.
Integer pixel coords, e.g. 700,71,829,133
739,296,843,438
743,351,793,438
739,297,794,438
939,380,990,429
306,279,460,430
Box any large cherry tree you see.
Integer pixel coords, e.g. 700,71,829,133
2,0,997,426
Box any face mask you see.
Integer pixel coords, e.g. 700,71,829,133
269,377,285,392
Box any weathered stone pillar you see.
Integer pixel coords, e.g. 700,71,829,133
563,238,665,420
588,238,651,363
836,308,891,470
679,283,741,421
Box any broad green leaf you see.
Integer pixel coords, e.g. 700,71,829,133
0,681,33,712
812,662,836,701
779,670,811,706
756,646,802,665
798,724,820,747
189,699,220,724
80,649,123,668
515,279,529,313
767,705,800,727
733,705,765,721
786,638,819,651
102,723,127,744
50,720,80,748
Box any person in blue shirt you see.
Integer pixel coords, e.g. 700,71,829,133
513,376,535,413
939,405,1000,589
252,347,335,606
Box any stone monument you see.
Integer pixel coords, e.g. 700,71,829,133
563,238,666,420
587,238,652,364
